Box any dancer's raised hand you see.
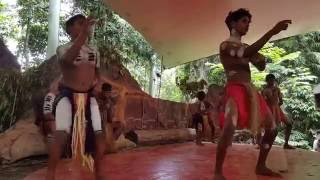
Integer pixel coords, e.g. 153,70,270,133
270,20,292,35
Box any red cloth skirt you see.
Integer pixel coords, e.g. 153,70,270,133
219,83,269,129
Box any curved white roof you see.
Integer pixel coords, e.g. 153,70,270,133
104,0,320,68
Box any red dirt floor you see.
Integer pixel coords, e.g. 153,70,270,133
24,143,320,180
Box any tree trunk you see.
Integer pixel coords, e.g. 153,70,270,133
148,60,156,96
199,60,207,81
23,18,31,69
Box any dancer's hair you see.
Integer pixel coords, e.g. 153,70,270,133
225,8,252,31
196,91,206,101
265,74,276,82
65,14,86,35
101,83,112,92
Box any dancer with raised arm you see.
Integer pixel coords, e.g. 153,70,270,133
214,8,291,180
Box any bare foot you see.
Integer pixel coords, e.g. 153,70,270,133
213,173,226,180
256,166,282,177
283,144,295,150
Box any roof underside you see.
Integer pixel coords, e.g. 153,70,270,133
104,0,320,68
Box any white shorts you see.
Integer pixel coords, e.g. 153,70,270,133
55,96,102,134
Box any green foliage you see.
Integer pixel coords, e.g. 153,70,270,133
74,0,160,91
251,68,267,89
175,64,190,98
0,56,60,133
208,63,226,87
259,43,287,63
175,58,219,100
175,64,208,100
275,130,311,149
28,24,49,57
160,69,184,102
261,43,318,150
0,70,25,132
125,61,150,91
0,2,18,40
263,39,320,148
16,0,50,67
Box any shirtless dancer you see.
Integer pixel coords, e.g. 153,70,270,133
46,14,105,180
214,8,291,180
262,74,295,149
192,91,215,145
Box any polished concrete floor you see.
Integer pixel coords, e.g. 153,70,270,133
24,143,320,180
